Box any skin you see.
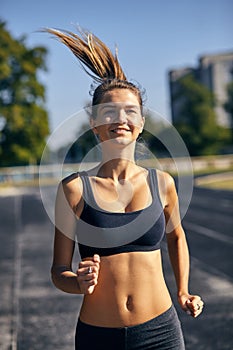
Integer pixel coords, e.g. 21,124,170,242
52,89,204,327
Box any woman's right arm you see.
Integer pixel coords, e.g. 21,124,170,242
51,177,100,294
51,178,82,294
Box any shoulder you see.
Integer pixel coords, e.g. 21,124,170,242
61,172,83,193
152,169,177,207
57,172,83,212
156,169,176,190
151,168,175,189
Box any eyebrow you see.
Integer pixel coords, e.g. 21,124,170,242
99,104,139,111
99,104,115,111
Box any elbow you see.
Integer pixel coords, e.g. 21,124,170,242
51,266,61,290
167,229,188,250
50,265,67,292
50,264,80,294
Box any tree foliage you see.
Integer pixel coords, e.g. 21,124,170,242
224,81,233,142
173,73,231,156
0,21,50,166
63,122,99,163
140,113,170,158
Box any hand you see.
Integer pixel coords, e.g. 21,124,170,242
178,293,204,318
76,254,100,294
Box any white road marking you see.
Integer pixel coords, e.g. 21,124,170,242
184,222,233,245
11,195,23,350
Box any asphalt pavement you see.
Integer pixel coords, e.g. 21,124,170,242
0,184,232,350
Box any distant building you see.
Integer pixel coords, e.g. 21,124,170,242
169,51,233,128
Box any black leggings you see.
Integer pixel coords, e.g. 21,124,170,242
75,305,185,349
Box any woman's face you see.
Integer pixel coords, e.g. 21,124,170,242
91,89,145,146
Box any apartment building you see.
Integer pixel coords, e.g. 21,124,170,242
169,51,233,128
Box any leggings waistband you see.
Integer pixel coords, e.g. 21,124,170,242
76,305,185,349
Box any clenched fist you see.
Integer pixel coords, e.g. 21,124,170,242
76,254,100,294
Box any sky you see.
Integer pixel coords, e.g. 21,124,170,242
1,0,233,143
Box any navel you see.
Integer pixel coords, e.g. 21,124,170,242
126,295,134,311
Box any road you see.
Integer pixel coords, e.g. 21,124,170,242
0,184,232,350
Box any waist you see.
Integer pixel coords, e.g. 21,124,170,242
78,304,175,330
79,251,172,327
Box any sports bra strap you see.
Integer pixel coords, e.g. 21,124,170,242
78,171,98,209
148,168,162,206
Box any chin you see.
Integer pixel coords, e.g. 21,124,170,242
109,137,135,147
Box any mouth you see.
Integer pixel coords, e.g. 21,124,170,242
110,127,130,134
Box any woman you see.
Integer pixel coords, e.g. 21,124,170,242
46,28,204,349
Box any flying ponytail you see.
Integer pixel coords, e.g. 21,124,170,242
44,27,127,82
44,27,145,109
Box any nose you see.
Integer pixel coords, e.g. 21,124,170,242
115,109,127,123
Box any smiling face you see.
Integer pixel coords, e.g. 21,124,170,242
91,89,145,146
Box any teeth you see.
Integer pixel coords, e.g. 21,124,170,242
113,128,129,132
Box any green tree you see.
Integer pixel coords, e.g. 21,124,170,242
173,73,230,156
0,21,50,166
141,113,170,157
63,122,99,163
224,81,233,142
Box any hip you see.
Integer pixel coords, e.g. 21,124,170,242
76,305,185,350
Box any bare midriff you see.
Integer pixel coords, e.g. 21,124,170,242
79,249,172,327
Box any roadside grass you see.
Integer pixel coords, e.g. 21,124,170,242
197,179,233,190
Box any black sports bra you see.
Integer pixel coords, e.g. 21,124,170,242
76,168,165,258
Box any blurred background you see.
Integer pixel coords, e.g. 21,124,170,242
0,0,232,349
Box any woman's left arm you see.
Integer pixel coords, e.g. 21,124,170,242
162,172,204,318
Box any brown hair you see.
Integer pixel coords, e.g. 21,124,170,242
44,27,144,110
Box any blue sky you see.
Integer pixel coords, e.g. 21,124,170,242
1,0,233,135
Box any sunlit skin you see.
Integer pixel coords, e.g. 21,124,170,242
52,89,204,328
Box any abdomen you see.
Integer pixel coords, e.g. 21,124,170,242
79,250,172,327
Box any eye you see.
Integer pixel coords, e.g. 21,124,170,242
126,109,133,113
103,109,116,117
125,109,138,116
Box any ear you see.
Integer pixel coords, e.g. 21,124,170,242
90,118,98,134
139,117,145,133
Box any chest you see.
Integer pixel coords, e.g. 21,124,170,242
90,177,152,213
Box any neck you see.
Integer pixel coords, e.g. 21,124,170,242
101,140,136,162
98,141,137,180
98,159,137,181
